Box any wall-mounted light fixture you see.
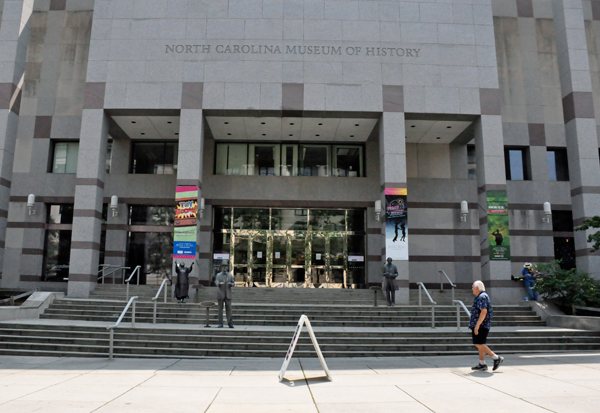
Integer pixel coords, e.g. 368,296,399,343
200,197,205,219
374,200,382,221
543,202,552,224
27,194,35,215
110,195,118,217
460,200,469,222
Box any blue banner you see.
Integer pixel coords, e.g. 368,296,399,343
173,241,196,257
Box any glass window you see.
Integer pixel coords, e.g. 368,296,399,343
126,232,173,285
299,145,329,176
249,144,280,176
271,209,307,230
129,206,174,226
42,230,71,282
547,148,569,181
281,145,298,176
131,142,178,174
52,142,79,173
504,147,529,180
310,210,345,231
214,207,232,230
551,210,573,232
47,204,74,224
106,141,113,174
215,143,248,175
332,146,362,177
347,209,365,232
233,208,270,230
467,144,476,180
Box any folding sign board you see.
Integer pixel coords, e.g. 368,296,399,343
278,315,332,382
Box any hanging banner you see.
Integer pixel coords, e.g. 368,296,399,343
173,186,198,259
385,188,408,261
487,190,510,261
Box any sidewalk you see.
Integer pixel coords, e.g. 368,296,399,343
1,352,599,412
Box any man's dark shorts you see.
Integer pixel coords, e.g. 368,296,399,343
471,327,489,345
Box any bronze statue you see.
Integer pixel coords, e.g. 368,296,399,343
174,261,193,303
382,257,399,307
215,262,235,328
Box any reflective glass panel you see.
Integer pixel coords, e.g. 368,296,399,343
333,146,362,177
213,207,232,230
249,144,279,176
330,237,344,266
126,232,173,285
52,142,79,173
215,144,248,175
129,206,174,226
299,145,329,176
271,209,307,230
47,204,74,224
233,208,270,230
42,230,71,282
132,142,178,175
252,236,267,265
347,210,365,232
233,236,249,265
273,268,288,283
311,237,326,265
273,236,287,265
291,235,305,265
310,210,345,231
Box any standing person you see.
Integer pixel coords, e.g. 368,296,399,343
215,262,235,328
382,257,399,307
470,280,504,371
521,263,538,301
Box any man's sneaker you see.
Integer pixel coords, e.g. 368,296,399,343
493,356,504,371
471,363,488,371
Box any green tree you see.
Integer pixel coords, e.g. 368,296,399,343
533,260,600,314
575,216,600,252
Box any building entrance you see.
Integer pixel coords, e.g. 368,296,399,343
212,208,366,288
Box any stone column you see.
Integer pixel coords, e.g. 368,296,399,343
68,109,108,297
0,0,33,285
552,0,600,278
379,87,408,303
176,105,206,284
474,88,512,301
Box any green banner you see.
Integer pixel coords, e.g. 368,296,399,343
487,190,510,261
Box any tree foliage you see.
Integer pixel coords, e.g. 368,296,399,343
533,260,600,314
575,216,600,252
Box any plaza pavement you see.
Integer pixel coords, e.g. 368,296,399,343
0,351,599,412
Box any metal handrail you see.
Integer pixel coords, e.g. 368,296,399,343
573,305,600,314
107,296,138,360
152,278,170,324
98,266,130,284
416,282,436,328
453,299,471,332
0,289,36,305
125,266,142,301
438,270,456,302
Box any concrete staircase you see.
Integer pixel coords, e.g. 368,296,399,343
2,285,599,359
1,323,599,359
40,300,543,328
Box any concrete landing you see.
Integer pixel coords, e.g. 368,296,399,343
1,352,599,412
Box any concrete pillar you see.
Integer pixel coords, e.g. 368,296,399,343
552,0,600,278
0,0,34,285
474,110,512,302
176,109,206,283
379,109,408,304
67,109,108,297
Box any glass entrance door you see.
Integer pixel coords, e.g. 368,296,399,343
215,208,365,288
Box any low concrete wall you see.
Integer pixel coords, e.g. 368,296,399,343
530,301,600,331
0,292,64,321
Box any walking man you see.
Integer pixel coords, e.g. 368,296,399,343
382,257,399,307
470,280,504,371
215,262,235,328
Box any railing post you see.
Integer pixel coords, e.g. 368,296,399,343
431,306,435,329
109,328,114,360
126,281,130,301
153,300,157,324
132,301,136,327
164,282,167,303
452,287,455,303
418,285,422,307
456,305,461,332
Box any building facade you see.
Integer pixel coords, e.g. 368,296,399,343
0,0,599,303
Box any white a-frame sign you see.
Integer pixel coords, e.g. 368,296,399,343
279,314,332,382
